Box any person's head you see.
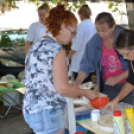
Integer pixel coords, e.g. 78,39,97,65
78,4,92,21
38,3,50,24
44,3,77,45
114,29,134,61
95,12,116,40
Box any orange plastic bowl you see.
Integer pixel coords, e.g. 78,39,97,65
90,97,110,109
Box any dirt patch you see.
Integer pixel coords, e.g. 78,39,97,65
0,115,31,134
0,103,31,134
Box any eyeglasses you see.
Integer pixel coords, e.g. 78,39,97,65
96,27,113,34
122,48,133,58
97,30,110,34
65,26,77,36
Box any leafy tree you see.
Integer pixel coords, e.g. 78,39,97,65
1,0,126,18
1,0,19,9
1,0,86,13
104,1,126,20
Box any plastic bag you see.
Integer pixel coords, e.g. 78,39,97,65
101,102,133,115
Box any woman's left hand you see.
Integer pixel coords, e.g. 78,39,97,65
105,76,120,86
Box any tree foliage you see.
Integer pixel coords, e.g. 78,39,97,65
1,0,127,19
1,0,19,9
1,0,86,12
104,1,126,17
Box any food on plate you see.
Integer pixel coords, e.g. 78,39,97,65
98,114,113,128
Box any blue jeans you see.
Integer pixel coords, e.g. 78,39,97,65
24,109,64,134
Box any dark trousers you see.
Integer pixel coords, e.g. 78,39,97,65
103,83,133,105
71,72,91,84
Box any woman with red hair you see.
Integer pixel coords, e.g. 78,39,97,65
23,3,96,134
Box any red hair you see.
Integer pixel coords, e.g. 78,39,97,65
44,3,77,37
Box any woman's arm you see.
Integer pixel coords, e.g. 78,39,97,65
114,82,134,102
25,23,36,54
117,70,129,81
105,82,134,110
52,49,96,100
73,71,87,87
105,70,128,86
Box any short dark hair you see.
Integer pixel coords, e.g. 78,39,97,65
95,12,115,28
38,3,50,13
114,29,134,50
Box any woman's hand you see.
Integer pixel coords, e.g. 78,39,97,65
72,79,81,88
105,71,128,86
104,100,118,111
85,90,97,100
105,76,119,86
72,71,87,88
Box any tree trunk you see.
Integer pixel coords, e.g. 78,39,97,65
126,2,134,30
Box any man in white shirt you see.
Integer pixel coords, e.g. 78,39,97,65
25,4,50,54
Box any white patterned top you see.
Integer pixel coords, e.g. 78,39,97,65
23,38,67,114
